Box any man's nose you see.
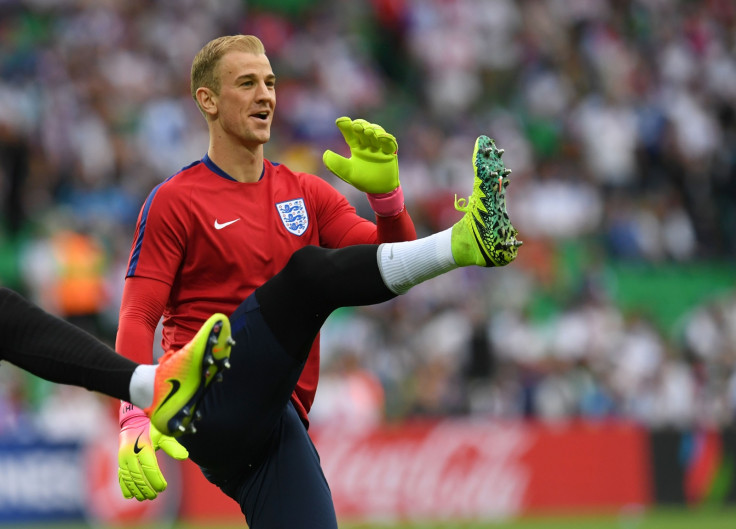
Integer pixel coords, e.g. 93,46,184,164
255,82,274,101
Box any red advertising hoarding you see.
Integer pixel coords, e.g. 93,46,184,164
178,419,652,523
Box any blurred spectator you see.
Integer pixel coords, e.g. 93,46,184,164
311,349,386,431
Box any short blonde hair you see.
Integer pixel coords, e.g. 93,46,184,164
190,35,266,111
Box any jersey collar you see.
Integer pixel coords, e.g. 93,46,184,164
202,154,265,182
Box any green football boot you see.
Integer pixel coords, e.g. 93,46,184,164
146,313,234,437
451,135,522,267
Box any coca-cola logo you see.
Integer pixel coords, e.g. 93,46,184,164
312,420,530,520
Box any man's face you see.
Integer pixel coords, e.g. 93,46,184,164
213,50,276,147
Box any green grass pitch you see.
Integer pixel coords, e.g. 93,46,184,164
7,507,736,529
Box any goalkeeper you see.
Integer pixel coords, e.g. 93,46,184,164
111,34,514,528
114,34,416,515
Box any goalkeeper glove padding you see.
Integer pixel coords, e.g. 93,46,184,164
323,117,401,198
118,403,188,501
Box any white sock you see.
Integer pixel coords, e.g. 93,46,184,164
378,228,458,294
129,364,157,409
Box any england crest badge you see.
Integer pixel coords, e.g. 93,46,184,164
276,198,309,236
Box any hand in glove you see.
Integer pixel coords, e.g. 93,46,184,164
323,117,405,215
117,403,189,501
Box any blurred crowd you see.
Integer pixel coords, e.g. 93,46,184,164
0,0,735,438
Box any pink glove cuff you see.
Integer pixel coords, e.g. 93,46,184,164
119,402,147,428
367,186,405,217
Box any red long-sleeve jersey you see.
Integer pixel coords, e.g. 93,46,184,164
117,155,415,422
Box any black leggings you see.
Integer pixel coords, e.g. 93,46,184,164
180,244,396,474
0,244,396,404
0,287,136,401
255,244,396,362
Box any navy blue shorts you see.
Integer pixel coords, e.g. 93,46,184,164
179,293,337,528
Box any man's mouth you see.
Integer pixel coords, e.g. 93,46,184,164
251,111,270,120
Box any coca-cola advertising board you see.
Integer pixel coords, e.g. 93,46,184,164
177,418,652,523
311,419,651,521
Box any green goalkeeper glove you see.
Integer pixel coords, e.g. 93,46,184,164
323,117,400,194
118,405,189,501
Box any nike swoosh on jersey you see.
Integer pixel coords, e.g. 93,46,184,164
133,433,144,454
214,218,241,230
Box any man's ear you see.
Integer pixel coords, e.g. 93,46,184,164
196,87,217,117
